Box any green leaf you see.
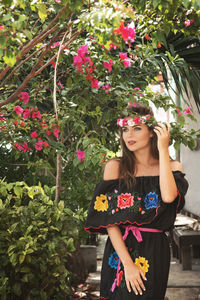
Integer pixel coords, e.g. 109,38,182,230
14,186,23,198
37,3,47,22
3,50,16,67
24,29,33,40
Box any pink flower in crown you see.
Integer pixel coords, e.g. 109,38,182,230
76,150,85,162
127,119,135,126
14,106,24,115
184,106,193,115
145,114,151,121
77,45,89,57
184,19,194,27
119,52,128,60
133,116,141,123
104,59,114,72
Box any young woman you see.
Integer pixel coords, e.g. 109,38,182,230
85,103,188,300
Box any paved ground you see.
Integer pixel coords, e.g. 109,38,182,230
85,235,200,300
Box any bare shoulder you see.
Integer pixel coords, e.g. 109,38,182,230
170,160,183,172
103,159,120,180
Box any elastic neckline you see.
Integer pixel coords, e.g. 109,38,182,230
102,170,184,182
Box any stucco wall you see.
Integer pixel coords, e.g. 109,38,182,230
180,90,200,216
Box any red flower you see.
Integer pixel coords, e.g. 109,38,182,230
43,141,49,147
117,193,134,209
114,21,136,44
14,106,24,115
157,42,162,48
31,131,38,139
46,130,52,136
53,128,59,138
13,120,18,125
144,34,151,40
20,121,25,127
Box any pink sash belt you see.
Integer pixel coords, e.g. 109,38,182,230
111,225,163,292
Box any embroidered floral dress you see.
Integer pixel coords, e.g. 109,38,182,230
85,171,188,300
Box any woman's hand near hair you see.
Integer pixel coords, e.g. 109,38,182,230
153,122,182,203
107,226,146,295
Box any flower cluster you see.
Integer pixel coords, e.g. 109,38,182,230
117,115,151,127
18,92,30,103
113,20,136,45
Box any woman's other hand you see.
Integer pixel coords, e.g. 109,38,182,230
124,262,146,295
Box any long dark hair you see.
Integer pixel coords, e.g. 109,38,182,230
118,103,159,187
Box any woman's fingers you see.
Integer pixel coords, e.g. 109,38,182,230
126,279,131,293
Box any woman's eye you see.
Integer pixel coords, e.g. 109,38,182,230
134,126,141,131
122,127,128,132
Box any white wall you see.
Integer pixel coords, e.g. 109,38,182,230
180,89,200,216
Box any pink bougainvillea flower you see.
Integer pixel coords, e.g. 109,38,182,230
134,87,141,91
91,78,99,89
56,0,61,2
23,142,31,152
43,141,49,147
46,130,52,136
122,59,131,68
77,45,89,57
104,59,114,72
76,150,85,162
18,92,30,103
14,106,24,115
176,108,182,116
109,43,117,50
102,84,111,94
50,60,56,68
157,42,162,48
58,81,64,89
114,20,136,44
53,128,59,138
23,108,31,119
31,131,38,139
0,113,6,121
119,52,128,60
35,140,43,151
51,42,60,48
184,106,193,115
32,110,42,119
15,143,24,151
184,19,194,27
0,25,4,31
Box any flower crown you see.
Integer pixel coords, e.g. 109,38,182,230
117,115,153,127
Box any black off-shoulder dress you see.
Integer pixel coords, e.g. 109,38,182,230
85,171,189,300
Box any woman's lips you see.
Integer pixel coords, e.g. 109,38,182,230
128,141,136,145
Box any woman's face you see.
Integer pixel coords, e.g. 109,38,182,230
122,117,153,152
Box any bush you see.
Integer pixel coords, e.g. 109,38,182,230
0,180,82,300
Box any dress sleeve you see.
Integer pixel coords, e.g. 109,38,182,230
84,179,120,234
173,171,189,213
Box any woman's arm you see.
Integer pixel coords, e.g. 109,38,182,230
104,160,146,295
153,123,183,203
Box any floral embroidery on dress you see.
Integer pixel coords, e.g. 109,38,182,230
135,256,149,275
144,192,159,209
117,193,134,209
94,194,108,212
108,251,119,269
